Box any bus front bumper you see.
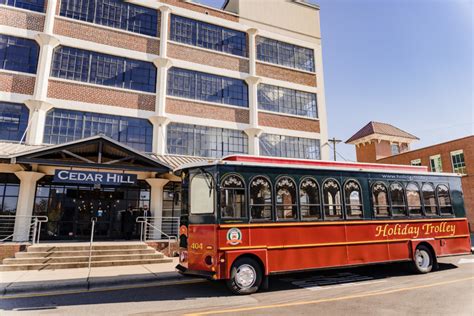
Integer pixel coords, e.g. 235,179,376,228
176,264,216,279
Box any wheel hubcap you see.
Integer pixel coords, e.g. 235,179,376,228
235,264,256,288
415,249,430,269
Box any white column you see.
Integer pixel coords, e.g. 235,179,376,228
146,178,169,240
13,171,44,242
24,100,53,145
159,5,171,57
247,28,258,76
244,74,262,156
314,42,329,160
244,127,262,156
149,115,170,155
32,34,60,101
43,0,58,35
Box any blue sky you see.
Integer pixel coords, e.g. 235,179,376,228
196,0,473,161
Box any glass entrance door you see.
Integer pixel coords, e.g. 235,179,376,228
33,176,151,241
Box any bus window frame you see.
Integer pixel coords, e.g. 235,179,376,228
343,178,364,220
406,181,423,217
275,175,298,222
436,183,454,216
421,182,439,217
299,176,322,221
371,181,391,218
218,172,248,222
248,175,274,222
322,177,344,221
189,169,216,216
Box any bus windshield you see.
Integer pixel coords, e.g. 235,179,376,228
190,171,214,214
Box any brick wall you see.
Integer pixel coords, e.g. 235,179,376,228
0,7,44,31
0,72,35,95
355,142,377,163
0,243,28,261
168,43,249,73
256,62,317,87
161,0,238,22
54,18,160,55
258,112,320,133
166,97,249,123
377,136,474,231
48,79,156,111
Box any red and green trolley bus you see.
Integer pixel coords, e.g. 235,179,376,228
175,155,471,294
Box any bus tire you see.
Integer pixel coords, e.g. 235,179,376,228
226,257,262,295
412,245,434,274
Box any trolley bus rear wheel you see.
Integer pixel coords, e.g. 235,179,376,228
227,257,262,295
412,245,434,274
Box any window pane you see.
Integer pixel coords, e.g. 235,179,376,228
344,180,362,218
406,182,422,216
170,15,247,57
190,173,214,214
260,133,320,160
2,0,44,12
0,34,39,74
0,102,29,141
60,0,159,36
422,183,437,215
300,178,321,220
437,185,452,215
220,175,245,218
0,173,20,215
276,177,297,220
372,182,389,216
323,179,342,219
390,182,407,216
451,151,466,175
249,177,272,221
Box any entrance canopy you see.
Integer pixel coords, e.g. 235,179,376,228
10,135,171,172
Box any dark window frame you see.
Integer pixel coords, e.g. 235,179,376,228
322,178,343,220
248,175,273,222
421,182,438,216
219,173,247,220
406,182,423,217
0,34,39,74
0,0,45,12
389,182,408,217
436,184,453,216
372,181,390,217
299,177,322,221
0,102,29,142
343,179,363,219
259,133,321,160
275,176,298,221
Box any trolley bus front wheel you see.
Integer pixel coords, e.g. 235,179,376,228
412,245,434,274
227,257,263,295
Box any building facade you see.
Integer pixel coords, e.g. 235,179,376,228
347,123,473,231
0,0,328,242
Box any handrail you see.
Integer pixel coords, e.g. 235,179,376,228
136,216,178,255
88,217,97,276
0,215,48,243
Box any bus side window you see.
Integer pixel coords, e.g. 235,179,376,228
322,179,343,220
390,182,407,216
249,176,272,221
344,179,363,219
372,182,389,217
220,174,246,219
437,184,453,215
275,177,297,220
406,182,422,216
300,177,321,220
422,183,438,216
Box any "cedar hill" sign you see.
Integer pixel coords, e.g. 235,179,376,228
53,170,137,186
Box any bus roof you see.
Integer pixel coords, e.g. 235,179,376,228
174,155,461,177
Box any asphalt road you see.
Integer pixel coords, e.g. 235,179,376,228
1,254,473,315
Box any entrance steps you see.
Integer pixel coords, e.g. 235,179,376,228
0,242,173,271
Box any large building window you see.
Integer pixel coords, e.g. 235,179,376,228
43,108,153,152
170,15,247,57
60,0,159,36
0,102,29,142
167,67,248,107
51,46,156,93
450,150,467,175
0,173,20,215
258,84,317,118
429,154,442,172
0,0,45,12
259,133,320,160
0,34,39,74
167,123,248,158
257,36,315,72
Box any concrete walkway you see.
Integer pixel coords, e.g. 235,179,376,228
0,258,203,296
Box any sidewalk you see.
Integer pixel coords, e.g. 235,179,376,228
0,258,203,297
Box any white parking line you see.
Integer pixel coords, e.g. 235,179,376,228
458,258,474,264
301,280,387,291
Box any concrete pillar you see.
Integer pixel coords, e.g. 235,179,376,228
33,34,60,101
13,171,44,242
43,0,57,35
149,115,170,155
244,75,261,129
158,5,171,57
24,100,53,145
247,28,258,76
153,57,173,117
145,178,169,240
245,127,263,156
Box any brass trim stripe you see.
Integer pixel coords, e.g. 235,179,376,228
218,234,470,251
218,217,465,228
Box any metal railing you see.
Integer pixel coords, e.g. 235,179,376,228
87,217,97,279
136,216,178,254
0,215,48,244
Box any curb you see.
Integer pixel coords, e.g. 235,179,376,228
0,274,205,298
